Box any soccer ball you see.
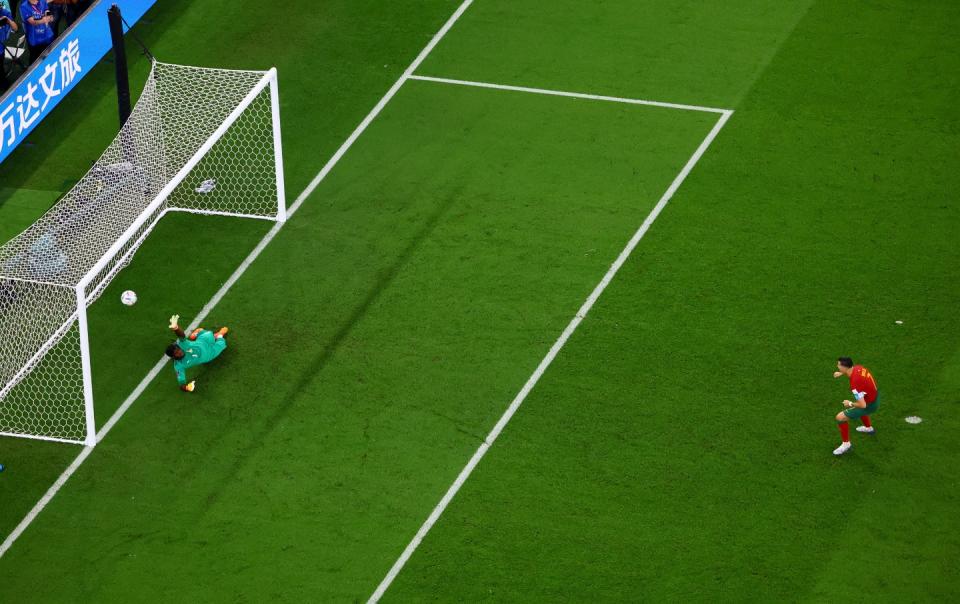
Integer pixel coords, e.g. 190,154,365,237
121,290,138,306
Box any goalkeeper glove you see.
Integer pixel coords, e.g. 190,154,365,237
183,381,196,393
169,314,180,330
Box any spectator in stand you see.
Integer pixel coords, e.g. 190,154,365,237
20,0,54,64
1,3,19,91
48,0,78,36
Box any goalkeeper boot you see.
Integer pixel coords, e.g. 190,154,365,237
215,327,229,339
189,327,203,341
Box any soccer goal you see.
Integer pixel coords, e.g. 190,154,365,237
0,61,285,446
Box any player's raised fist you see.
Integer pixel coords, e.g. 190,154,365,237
169,314,180,330
833,371,843,378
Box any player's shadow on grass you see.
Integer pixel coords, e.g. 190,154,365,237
201,184,466,511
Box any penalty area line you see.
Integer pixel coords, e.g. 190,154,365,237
0,0,476,562
368,110,733,603
408,74,731,114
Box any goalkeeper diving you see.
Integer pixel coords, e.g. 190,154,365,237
165,314,229,392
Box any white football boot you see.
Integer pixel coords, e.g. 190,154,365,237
833,442,852,456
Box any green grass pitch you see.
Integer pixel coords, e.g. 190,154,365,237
1,0,959,601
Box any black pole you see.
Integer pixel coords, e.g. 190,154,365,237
108,4,130,126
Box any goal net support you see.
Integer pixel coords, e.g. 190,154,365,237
0,61,285,446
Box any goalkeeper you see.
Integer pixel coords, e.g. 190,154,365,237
164,314,229,392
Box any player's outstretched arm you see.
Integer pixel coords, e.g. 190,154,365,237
169,314,185,339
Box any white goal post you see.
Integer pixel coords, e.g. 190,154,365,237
0,60,285,446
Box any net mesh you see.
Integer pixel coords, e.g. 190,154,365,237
0,61,281,444
0,281,85,442
166,79,279,218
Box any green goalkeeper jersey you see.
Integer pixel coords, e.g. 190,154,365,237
172,330,227,385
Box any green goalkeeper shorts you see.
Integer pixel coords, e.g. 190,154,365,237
843,393,880,420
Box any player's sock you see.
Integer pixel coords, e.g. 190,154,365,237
861,416,872,428
837,421,850,442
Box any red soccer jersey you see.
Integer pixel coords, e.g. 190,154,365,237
848,365,878,403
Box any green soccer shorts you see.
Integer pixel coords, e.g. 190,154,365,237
844,393,880,420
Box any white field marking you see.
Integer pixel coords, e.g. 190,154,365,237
293,0,476,206
0,446,94,558
408,74,730,114
368,109,733,603
0,0,476,562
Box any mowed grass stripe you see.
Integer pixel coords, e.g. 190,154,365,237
416,0,814,109
368,91,730,601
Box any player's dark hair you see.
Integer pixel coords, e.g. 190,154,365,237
838,357,854,368
165,343,180,358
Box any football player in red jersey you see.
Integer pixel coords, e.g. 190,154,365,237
831,357,880,456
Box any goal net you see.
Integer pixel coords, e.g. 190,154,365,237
0,61,285,446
